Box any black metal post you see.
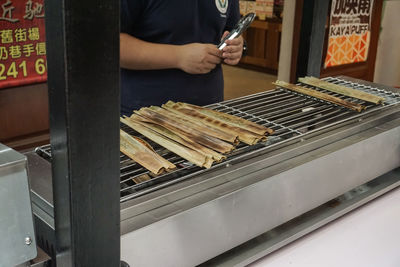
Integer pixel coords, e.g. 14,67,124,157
44,0,120,266
295,0,330,79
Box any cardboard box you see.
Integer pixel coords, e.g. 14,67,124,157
246,1,256,15
255,0,274,19
239,0,248,15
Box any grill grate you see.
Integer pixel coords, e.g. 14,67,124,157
35,77,400,202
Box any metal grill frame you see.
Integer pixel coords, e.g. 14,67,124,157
35,77,400,202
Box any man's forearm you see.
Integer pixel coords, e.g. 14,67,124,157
120,33,181,70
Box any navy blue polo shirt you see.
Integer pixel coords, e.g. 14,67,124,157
120,0,240,115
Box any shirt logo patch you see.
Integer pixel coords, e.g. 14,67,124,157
216,0,228,14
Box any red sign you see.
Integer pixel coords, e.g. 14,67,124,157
0,0,46,89
324,0,373,68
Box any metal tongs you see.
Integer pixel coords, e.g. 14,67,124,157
217,12,256,50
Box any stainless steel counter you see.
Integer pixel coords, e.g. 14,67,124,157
27,77,400,267
0,143,37,267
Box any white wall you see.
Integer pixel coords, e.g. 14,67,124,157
374,0,400,87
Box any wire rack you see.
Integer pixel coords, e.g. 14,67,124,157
35,77,400,202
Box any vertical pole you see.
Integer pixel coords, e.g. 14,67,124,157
295,0,330,79
44,0,120,265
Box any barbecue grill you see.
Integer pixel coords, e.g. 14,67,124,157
27,76,400,266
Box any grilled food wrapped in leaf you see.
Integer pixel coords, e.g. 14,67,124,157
120,130,176,175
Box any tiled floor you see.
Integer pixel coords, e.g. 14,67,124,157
223,65,277,100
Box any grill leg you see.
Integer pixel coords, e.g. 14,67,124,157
44,0,120,265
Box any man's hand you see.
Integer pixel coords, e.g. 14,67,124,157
221,31,244,65
120,34,223,74
177,43,222,74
